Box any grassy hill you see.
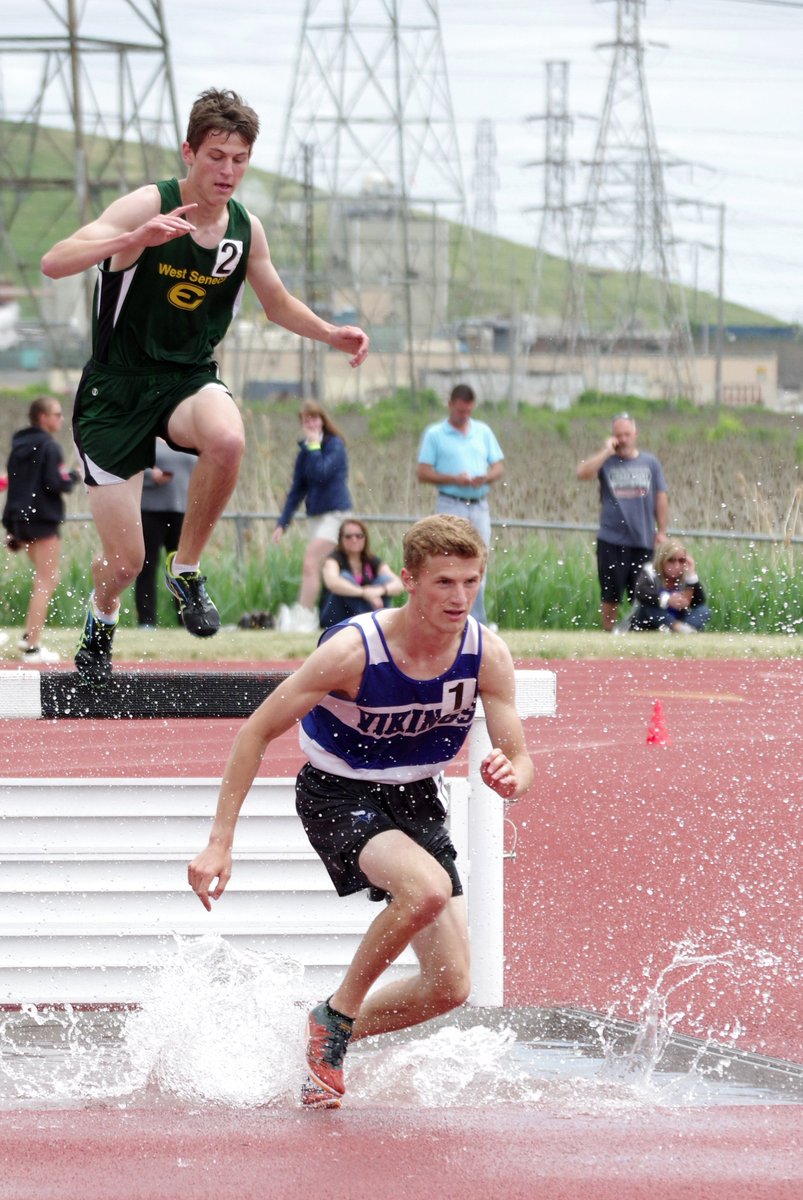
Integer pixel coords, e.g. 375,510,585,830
0,121,786,331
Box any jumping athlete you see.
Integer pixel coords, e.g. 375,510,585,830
40,88,369,686
188,514,534,1109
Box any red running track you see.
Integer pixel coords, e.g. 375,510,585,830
1,1104,801,1200
1,657,801,1199
2,657,801,1060
504,658,803,1066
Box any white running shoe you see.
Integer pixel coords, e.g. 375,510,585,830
278,603,319,633
291,605,320,633
20,645,61,664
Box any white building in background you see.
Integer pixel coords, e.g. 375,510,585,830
38,273,89,341
329,176,451,350
0,299,20,351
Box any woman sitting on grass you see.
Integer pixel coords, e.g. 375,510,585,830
319,519,404,630
628,539,711,634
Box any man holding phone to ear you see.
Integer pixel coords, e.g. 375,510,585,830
576,412,668,631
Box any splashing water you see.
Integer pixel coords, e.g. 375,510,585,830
125,934,308,1106
600,931,784,1099
0,1003,132,1107
0,936,308,1109
1,933,797,1111
350,1024,545,1108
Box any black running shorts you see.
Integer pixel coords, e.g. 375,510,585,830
73,359,228,484
5,519,60,544
295,763,463,903
596,537,652,604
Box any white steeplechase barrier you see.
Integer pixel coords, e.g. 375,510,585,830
467,669,557,1005
0,670,44,719
0,669,556,1007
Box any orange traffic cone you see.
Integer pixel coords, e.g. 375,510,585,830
646,699,670,746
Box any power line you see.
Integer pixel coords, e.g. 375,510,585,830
567,0,697,402
270,0,473,403
707,0,803,9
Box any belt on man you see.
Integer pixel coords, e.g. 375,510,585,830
439,492,482,505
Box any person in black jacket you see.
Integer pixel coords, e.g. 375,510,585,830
627,539,711,633
2,396,80,662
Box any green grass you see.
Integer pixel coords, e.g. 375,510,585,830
1,624,798,667
2,528,801,639
487,536,803,635
2,395,800,647
2,526,800,662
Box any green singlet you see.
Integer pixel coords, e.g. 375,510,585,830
73,178,252,484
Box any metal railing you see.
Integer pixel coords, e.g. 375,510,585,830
64,511,803,548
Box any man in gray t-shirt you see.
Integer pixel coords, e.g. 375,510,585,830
576,414,668,631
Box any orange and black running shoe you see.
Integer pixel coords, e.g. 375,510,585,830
302,1000,354,1109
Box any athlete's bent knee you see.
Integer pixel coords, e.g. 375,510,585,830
198,428,244,472
440,968,472,1011
398,874,453,931
423,966,471,1017
96,554,144,590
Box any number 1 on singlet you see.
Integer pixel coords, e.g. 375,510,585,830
440,678,476,713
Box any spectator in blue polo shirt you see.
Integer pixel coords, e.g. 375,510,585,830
416,383,505,625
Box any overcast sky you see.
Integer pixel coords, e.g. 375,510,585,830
163,0,803,323
6,1,803,322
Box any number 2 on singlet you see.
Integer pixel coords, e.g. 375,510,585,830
213,239,244,277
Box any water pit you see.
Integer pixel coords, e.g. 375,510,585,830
2,937,801,1114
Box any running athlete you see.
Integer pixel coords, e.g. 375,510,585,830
40,88,369,686
188,514,534,1109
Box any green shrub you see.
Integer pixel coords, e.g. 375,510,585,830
708,413,745,440
366,387,441,441
4,526,798,635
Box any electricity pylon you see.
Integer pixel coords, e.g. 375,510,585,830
0,1,181,367
472,119,499,237
515,61,578,410
272,0,472,401
567,0,696,402
525,61,575,322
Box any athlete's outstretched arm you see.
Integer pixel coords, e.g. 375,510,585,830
476,633,534,800
187,629,366,910
40,187,196,279
245,215,369,367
